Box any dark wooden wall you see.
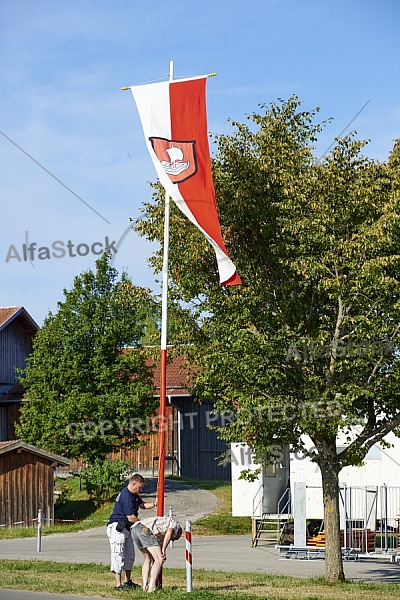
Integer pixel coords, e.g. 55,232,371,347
0,402,22,443
0,319,33,386
171,397,231,481
0,316,34,443
7,402,20,439
0,405,7,441
0,449,55,528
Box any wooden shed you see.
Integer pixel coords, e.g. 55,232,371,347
0,440,70,528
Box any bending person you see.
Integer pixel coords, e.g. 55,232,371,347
106,473,157,591
131,516,182,592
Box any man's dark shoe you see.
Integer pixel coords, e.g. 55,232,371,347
115,585,128,591
123,580,141,589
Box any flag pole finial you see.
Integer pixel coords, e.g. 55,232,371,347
121,87,130,91
208,72,217,77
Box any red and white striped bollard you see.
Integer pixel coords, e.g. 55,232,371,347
185,520,192,592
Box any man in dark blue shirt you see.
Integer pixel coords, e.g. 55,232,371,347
106,473,157,591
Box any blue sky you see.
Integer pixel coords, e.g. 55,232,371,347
1,0,399,326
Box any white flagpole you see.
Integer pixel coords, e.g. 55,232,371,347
157,60,174,519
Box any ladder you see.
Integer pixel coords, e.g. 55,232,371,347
251,486,292,547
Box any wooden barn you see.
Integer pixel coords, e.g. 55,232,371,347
0,306,39,441
111,352,232,481
0,440,70,528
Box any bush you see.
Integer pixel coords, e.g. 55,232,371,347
81,459,130,506
54,481,70,506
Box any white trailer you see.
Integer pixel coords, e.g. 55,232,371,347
289,432,400,522
230,443,290,518
231,434,400,551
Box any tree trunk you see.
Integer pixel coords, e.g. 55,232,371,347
321,460,345,582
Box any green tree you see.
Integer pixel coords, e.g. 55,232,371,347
16,254,158,462
141,311,161,346
136,96,400,582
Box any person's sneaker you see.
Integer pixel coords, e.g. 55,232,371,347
114,585,128,591
122,580,140,589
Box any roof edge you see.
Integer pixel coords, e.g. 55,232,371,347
0,440,71,465
0,307,39,335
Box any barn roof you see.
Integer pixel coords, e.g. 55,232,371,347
150,353,193,397
123,348,194,397
0,440,71,465
0,306,39,336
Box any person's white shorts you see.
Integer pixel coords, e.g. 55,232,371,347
106,522,135,573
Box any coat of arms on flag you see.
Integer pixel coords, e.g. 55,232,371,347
149,137,198,184
130,75,241,286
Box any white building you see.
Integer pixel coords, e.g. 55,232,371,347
231,433,400,525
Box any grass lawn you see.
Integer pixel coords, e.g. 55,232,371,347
0,560,399,599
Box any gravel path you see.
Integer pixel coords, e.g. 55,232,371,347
140,477,220,522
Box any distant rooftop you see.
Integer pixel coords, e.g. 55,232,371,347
0,306,39,336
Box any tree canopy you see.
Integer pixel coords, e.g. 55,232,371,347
136,96,400,582
16,254,158,462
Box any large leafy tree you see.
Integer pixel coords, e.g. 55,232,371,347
136,96,400,582
16,254,158,462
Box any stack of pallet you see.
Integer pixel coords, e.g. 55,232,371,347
307,529,375,552
306,532,326,547
306,531,340,547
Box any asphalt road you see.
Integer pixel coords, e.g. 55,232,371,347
1,528,400,582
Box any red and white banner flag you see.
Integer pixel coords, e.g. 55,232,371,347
130,76,241,286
